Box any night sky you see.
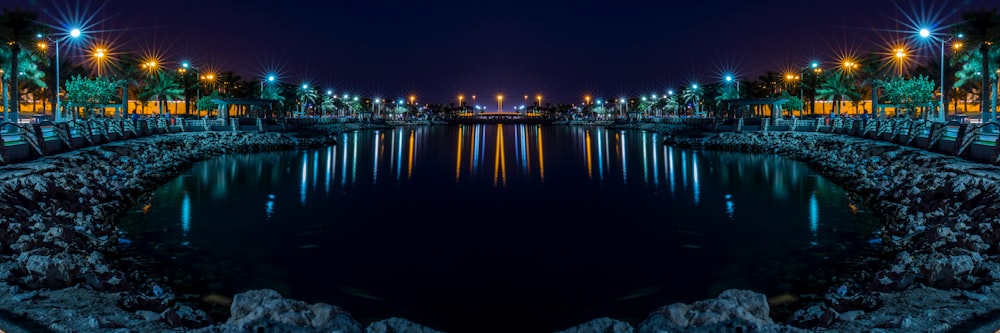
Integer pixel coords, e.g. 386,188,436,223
7,0,997,105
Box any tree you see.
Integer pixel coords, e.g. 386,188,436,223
954,7,1000,122
816,71,861,117
197,90,221,116
855,52,890,118
779,91,804,117
140,72,183,116
64,75,120,118
1,41,47,121
0,7,45,123
295,85,317,115
877,75,936,118
682,86,704,115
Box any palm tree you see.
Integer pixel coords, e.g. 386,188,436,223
0,7,45,124
954,7,1000,122
296,85,317,115
816,71,861,117
1,42,47,120
140,72,183,116
852,52,891,118
682,86,703,115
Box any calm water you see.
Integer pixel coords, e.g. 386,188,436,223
119,124,881,333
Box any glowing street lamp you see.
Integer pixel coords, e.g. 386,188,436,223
893,47,907,76
691,84,700,115
536,94,542,107
920,27,963,121
93,47,107,77
260,75,275,98
497,95,503,112
458,95,464,107
725,75,739,97
36,28,82,121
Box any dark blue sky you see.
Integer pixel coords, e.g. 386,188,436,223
8,0,997,105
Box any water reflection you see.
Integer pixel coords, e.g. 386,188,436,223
135,126,868,239
122,125,880,333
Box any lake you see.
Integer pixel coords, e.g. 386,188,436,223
119,124,882,333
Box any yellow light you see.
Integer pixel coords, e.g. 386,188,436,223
953,42,963,50
94,48,106,59
37,42,47,50
895,48,905,59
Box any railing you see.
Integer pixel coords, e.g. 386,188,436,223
685,116,1000,165
0,116,317,165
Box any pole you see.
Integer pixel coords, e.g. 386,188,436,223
54,38,61,122
939,39,946,122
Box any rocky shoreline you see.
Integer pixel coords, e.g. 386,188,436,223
2,123,1000,332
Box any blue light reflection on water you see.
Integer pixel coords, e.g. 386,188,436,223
119,125,880,333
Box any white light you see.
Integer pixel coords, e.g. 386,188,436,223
919,28,930,38
725,75,732,82
70,29,81,38
302,84,308,89
268,75,275,81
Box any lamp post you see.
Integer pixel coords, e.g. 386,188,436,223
725,75,739,97
920,28,962,122
38,28,82,122
260,75,275,99
691,84,699,115
497,95,503,113
300,84,309,115
893,48,906,77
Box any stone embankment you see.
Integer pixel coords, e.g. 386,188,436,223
0,123,391,331
657,129,1000,331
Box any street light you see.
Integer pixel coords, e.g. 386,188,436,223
691,84,700,115
725,75,739,97
497,94,503,112
920,28,963,121
260,75,275,98
37,28,82,122
893,47,907,77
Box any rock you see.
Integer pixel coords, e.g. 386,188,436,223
787,304,838,328
838,310,864,321
554,317,634,333
638,289,807,332
366,317,447,333
12,290,38,302
960,290,988,302
225,289,361,332
135,310,161,321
